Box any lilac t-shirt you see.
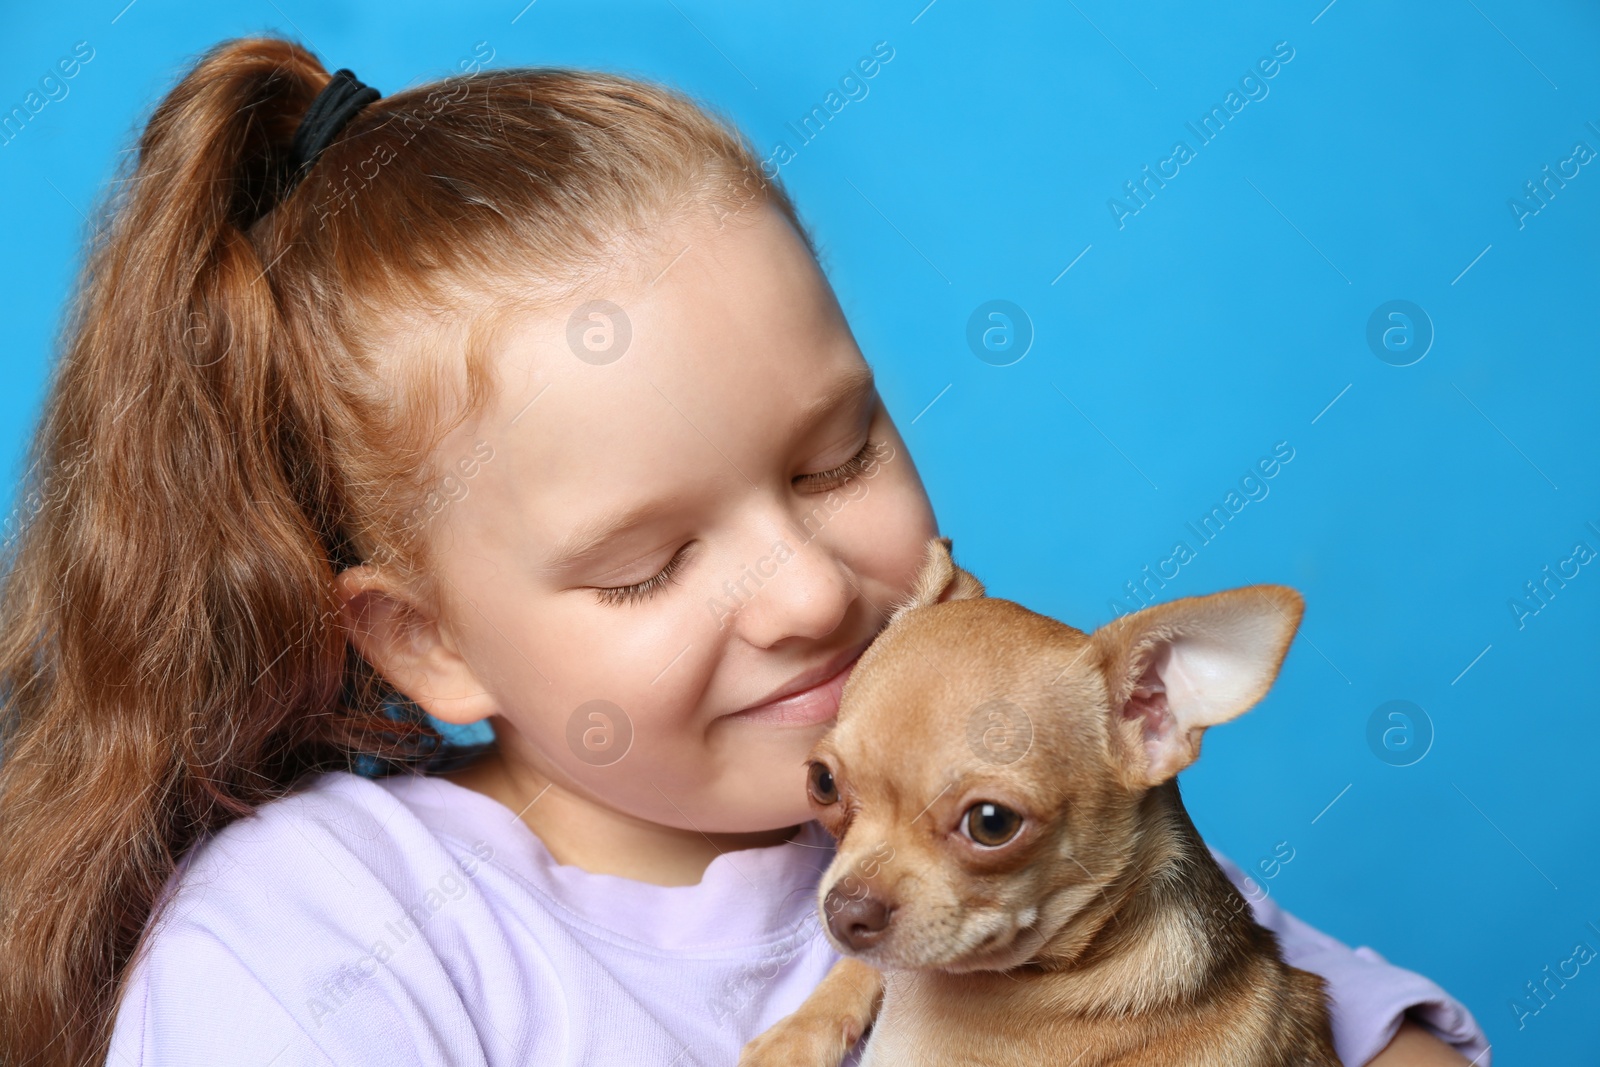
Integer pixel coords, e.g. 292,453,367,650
105,770,1487,1066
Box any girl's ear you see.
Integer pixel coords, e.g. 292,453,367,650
335,566,500,726
886,536,985,625
1091,585,1303,789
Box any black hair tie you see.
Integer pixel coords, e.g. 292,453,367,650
287,68,381,179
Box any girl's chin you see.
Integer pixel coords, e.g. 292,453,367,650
707,800,817,841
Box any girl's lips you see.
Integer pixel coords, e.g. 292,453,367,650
726,655,860,726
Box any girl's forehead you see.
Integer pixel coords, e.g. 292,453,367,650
494,205,863,432
447,202,877,537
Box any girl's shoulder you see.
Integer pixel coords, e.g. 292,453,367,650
1207,846,1490,1065
110,772,853,1067
149,770,490,927
107,770,508,1066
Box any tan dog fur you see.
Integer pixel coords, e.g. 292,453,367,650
740,537,1337,1067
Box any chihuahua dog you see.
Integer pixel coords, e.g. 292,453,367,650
740,537,1338,1066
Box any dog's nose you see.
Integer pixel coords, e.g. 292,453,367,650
825,887,893,950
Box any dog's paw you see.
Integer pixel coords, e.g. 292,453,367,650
737,1013,862,1067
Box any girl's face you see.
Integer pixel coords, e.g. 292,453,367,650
346,200,939,837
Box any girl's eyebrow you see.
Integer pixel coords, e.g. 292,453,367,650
795,364,876,436
541,365,877,575
542,496,681,575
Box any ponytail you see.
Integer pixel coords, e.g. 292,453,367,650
0,40,436,1065
0,34,809,1065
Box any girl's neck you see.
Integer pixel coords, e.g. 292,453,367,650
437,746,803,887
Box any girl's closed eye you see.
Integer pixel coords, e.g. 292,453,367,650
590,436,884,607
593,543,696,607
9,34,969,1062
794,436,884,494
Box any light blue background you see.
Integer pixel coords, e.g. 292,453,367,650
4,1,1597,1062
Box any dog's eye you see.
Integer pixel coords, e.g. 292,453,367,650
962,802,1022,847
806,761,839,805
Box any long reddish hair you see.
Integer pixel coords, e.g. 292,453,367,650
0,36,809,1065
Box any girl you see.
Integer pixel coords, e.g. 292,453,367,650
0,37,1487,1067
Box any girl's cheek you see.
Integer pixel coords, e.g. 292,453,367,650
568,589,707,731
600,598,722,704
860,473,940,594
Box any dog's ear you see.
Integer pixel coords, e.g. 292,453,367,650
1092,585,1303,789
886,536,985,625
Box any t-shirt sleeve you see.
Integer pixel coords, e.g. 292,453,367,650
105,917,481,1067
1209,847,1490,1066
107,922,335,1066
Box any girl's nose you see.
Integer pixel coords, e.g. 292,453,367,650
730,527,857,647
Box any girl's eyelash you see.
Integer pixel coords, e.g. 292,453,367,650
593,544,692,607
793,436,882,492
591,437,883,608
